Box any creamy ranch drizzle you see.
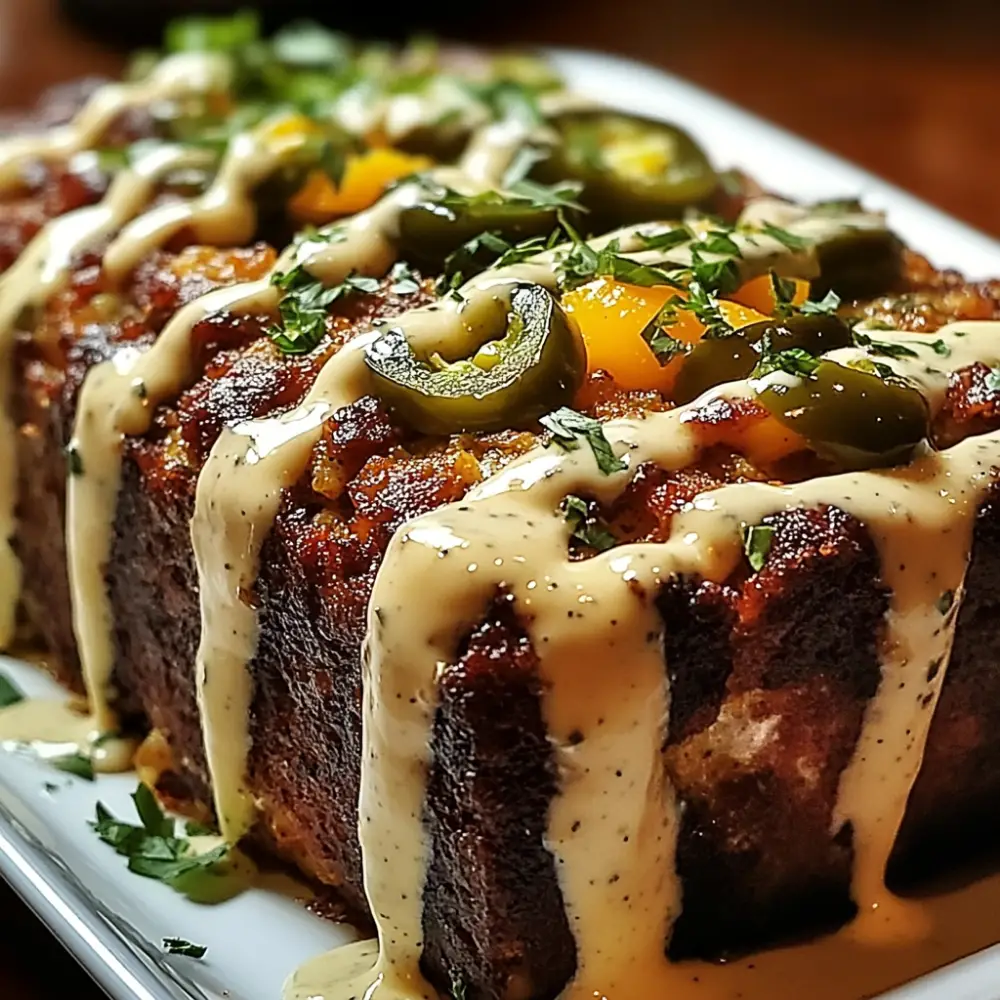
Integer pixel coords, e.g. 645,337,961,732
190,120,536,840
66,112,366,732
0,143,212,652
288,321,1000,1000
0,52,231,193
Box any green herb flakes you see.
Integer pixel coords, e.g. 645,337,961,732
558,237,682,292
986,368,1000,393
852,330,918,359
388,261,421,296
162,937,208,959
753,347,821,380
539,408,626,475
799,290,841,316
741,523,776,572
760,223,809,251
91,784,241,903
65,444,84,477
51,753,94,781
561,495,617,553
0,672,24,709
269,267,379,355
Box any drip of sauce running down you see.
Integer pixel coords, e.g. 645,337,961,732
0,143,213,651
66,110,371,733
0,53,232,194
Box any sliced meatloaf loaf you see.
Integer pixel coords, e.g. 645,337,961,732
12,230,1000,998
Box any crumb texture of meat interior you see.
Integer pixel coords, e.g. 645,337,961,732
4,12,1000,1000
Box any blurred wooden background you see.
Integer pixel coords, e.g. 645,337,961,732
1,0,999,995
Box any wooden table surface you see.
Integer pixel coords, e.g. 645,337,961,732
2,0,1000,996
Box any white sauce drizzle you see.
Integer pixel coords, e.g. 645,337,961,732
0,53,231,193
0,143,212,652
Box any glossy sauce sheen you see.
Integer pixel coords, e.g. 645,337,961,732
0,53,997,1000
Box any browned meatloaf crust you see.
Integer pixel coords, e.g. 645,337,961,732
13,233,1000,998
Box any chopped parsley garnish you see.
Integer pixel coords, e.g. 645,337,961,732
753,347,820,379
670,282,733,339
986,368,1000,393
506,178,585,211
165,10,260,54
441,226,565,291
641,307,691,366
635,226,690,252
686,247,740,296
52,753,94,781
65,444,84,477
561,495,617,553
741,523,775,572
760,223,809,251
269,266,379,355
936,589,955,615
928,339,951,358
852,330,918,360
435,180,583,215
462,78,545,128
501,144,550,188
769,272,798,319
558,237,682,291
849,357,899,382
184,820,215,837
387,261,421,296
440,231,515,287
91,784,239,902
0,672,23,709
162,937,208,959
800,290,841,316
697,229,741,256
539,408,626,475
495,229,563,268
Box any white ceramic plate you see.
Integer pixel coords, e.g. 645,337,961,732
3,47,1000,1000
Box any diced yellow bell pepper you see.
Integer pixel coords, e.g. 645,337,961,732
729,273,809,314
289,148,434,223
562,278,681,393
561,278,771,394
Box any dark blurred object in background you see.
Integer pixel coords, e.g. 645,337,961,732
58,0,481,43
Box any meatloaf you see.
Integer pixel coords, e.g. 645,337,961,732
5,16,1000,1000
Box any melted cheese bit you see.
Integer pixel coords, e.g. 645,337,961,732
0,143,211,651
0,52,231,193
